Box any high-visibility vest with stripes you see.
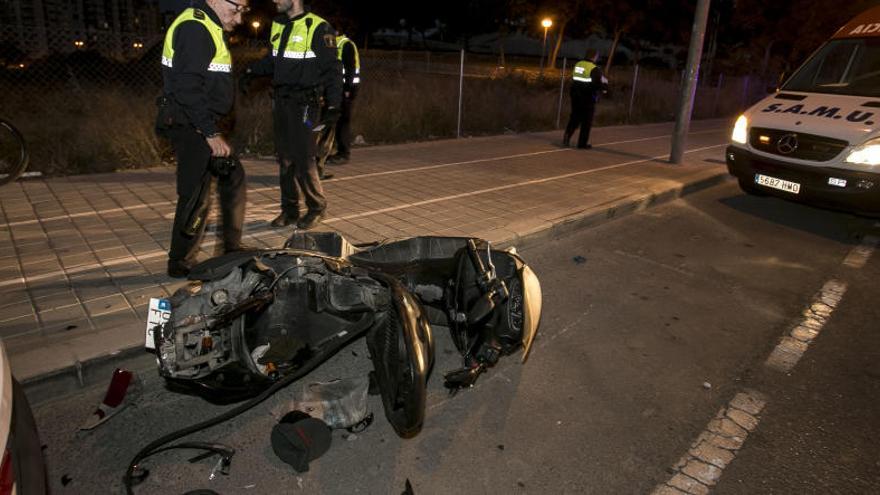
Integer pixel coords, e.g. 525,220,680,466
270,13,326,60
161,8,231,73
336,35,361,84
572,60,597,83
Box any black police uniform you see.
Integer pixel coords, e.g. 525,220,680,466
247,12,342,228
158,1,246,276
333,40,358,161
564,63,608,149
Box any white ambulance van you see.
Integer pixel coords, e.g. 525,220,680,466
726,6,880,216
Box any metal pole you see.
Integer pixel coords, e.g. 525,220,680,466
628,64,640,122
556,57,567,129
457,49,465,138
540,27,548,73
670,0,712,164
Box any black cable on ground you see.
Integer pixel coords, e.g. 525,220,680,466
123,312,375,494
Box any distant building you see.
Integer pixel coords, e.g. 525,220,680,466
1,0,165,59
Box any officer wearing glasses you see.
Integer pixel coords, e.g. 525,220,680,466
157,0,251,278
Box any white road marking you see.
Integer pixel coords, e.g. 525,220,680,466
655,222,879,493
765,279,847,373
653,390,767,495
842,235,878,269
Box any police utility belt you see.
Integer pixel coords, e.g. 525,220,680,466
273,85,324,105
155,95,183,133
155,95,230,135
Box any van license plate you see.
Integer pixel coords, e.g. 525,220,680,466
755,174,801,194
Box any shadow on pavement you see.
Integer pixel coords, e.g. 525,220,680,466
718,192,870,245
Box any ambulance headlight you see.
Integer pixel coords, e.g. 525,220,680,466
731,115,748,145
845,137,880,166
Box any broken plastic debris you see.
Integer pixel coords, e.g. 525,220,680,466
573,256,587,264
703,382,712,390
79,368,140,430
270,377,370,430
208,456,232,480
251,344,270,375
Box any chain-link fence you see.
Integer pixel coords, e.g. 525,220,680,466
1,25,771,176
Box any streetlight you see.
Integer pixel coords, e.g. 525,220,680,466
251,20,261,37
540,18,553,73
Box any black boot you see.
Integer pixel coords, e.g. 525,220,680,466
224,243,260,254
562,132,572,147
296,210,325,230
270,212,299,228
167,258,195,279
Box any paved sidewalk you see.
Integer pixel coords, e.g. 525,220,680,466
0,120,731,384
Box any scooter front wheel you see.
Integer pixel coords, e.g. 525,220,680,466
367,300,427,438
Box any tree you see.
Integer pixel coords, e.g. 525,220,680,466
488,0,534,66
724,0,876,77
584,0,653,74
544,0,586,69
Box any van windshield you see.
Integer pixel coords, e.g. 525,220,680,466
783,38,880,97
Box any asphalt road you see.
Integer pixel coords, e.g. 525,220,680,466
33,179,880,494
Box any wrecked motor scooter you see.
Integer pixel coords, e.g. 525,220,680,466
149,231,542,437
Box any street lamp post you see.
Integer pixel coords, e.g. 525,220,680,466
540,18,553,74
251,20,261,38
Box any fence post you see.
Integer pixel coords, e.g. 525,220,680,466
712,73,724,117
628,64,640,123
556,57,567,129
740,75,751,108
457,49,465,138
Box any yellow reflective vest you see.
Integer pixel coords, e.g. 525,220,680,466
270,12,326,60
336,35,360,85
572,60,596,83
161,8,231,73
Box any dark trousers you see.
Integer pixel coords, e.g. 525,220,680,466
565,97,597,148
334,96,355,157
167,126,246,263
273,96,326,216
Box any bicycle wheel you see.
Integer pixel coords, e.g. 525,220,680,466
0,119,28,186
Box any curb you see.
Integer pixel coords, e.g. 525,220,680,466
21,170,731,405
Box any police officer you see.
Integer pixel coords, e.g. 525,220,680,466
157,0,249,278
326,32,360,165
563,48,609,149
244,0,342,230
